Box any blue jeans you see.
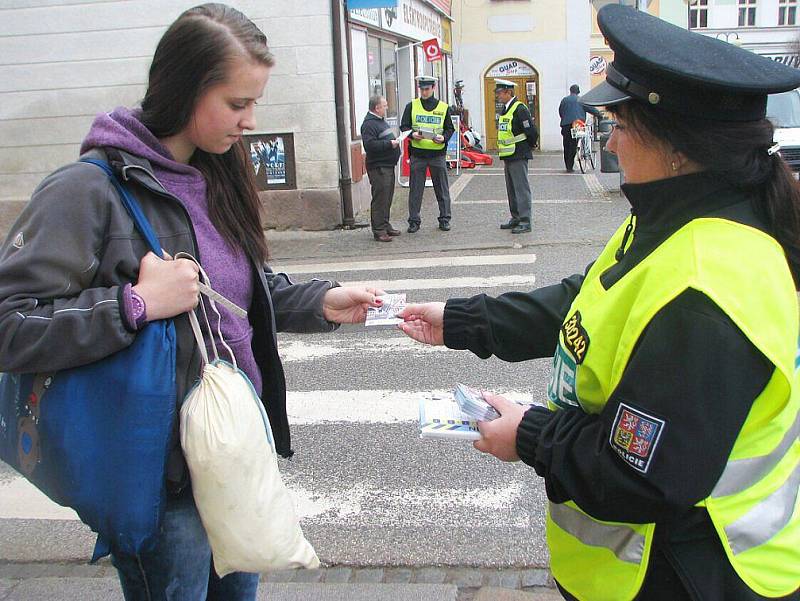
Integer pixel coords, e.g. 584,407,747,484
110,489,259,601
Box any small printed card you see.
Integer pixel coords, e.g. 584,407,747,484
365,293,406,327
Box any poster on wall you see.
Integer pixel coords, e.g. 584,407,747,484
245,133,296,190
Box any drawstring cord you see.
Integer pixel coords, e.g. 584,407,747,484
615,212,636,261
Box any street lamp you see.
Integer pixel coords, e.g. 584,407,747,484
715,31,743,47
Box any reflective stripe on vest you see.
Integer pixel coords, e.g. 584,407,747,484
545,217,799,600
712,411,800,498
549,502,644,564
411,98,447,151
497,101,525,157
725,461,800,555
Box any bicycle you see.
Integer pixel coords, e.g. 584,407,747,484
570,119,597,173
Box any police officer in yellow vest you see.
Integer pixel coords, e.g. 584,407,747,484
495,79,538,234
398,6,800,600
400,75,455,233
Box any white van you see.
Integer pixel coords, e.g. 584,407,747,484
766,88,800,172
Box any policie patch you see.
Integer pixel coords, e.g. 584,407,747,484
561,311,589,364
609,403,665,474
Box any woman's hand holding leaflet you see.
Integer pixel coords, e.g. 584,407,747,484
322,286,385,324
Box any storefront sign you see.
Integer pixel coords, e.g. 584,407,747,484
350,0,441,43
486,59,535,77
350,8,382,27
246,133,296,190
422,38,442,62
441,17,452,53
349,0,397,8
589,55,607,75
763,53,800,68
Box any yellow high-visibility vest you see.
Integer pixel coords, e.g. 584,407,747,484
411,98,448,151
546,216,800,600
497,100,527,157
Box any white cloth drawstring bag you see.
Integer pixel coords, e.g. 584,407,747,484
178,255,320,577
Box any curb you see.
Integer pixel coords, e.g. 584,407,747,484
0,562,554,589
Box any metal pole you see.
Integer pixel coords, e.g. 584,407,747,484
332,0,355,227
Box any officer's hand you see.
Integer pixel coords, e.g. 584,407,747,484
473,392,526,462
132,252,200,321
433,135,445,144
412,132,424,140
397,302,445,346
391,139,400,148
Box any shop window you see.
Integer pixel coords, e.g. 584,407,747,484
779,0,797,25
738,0,756,27
366,35,399,127
688,0,708,29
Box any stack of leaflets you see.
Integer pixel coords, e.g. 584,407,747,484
418,392,481,441
453,383,499,422
418,384,507,441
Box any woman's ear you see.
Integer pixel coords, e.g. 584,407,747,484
671,150,702,175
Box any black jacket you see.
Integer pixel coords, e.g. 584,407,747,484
499,97,538,162
400,96,456,158
360,112,401,169
443,172,795,601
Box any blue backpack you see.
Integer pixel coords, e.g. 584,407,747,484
0,158,176,561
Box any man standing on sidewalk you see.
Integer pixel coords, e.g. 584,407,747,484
361,95,401,242
400,75,455,233
495,79,538,234
558,84,602,172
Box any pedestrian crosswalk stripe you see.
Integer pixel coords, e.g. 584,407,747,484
279,336,447,362
285,389,536,424
273,253,536,275
340,275,536,291
453,199,611,205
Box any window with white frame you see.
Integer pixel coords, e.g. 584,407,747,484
779,0,798,25
738,0,757,27
689,0,709,29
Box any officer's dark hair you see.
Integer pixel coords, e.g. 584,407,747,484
611,101,800,289
369,95,385,111
140,3,274,264
570,85,580,94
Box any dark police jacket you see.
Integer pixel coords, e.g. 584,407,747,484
400,96,456,159
360,112,401,170
499,98,539,162
442,172,786,601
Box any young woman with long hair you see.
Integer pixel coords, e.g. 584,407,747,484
0,4,381,599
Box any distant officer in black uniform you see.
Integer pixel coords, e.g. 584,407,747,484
494,79,539,234
398,6,800,600
400,75,456,233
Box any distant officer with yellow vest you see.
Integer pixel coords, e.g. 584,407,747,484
398,6,800,600
400,75,455,233
495,79,538,234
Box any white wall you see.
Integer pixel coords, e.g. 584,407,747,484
350,27,370,133
453,0,591,151
0,0,339,204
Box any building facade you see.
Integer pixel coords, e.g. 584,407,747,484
0,0,453,233
451,0,592,152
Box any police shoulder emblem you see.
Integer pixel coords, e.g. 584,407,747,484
561,310,590,364
610,402,665,474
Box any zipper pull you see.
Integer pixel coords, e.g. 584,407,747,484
615,213,635,262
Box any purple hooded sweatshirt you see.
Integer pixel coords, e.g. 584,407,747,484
81,106,262,395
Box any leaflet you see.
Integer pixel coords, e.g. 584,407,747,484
365,293,406,326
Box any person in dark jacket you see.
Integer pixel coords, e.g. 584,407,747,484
361,95,401,242
398,6,800,600
400,75,456,232
0,5,383,600
559,84,602,172
494,79,538,234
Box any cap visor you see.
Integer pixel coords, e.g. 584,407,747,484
580,80,631,107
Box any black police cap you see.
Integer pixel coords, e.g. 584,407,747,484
581,5,800,121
